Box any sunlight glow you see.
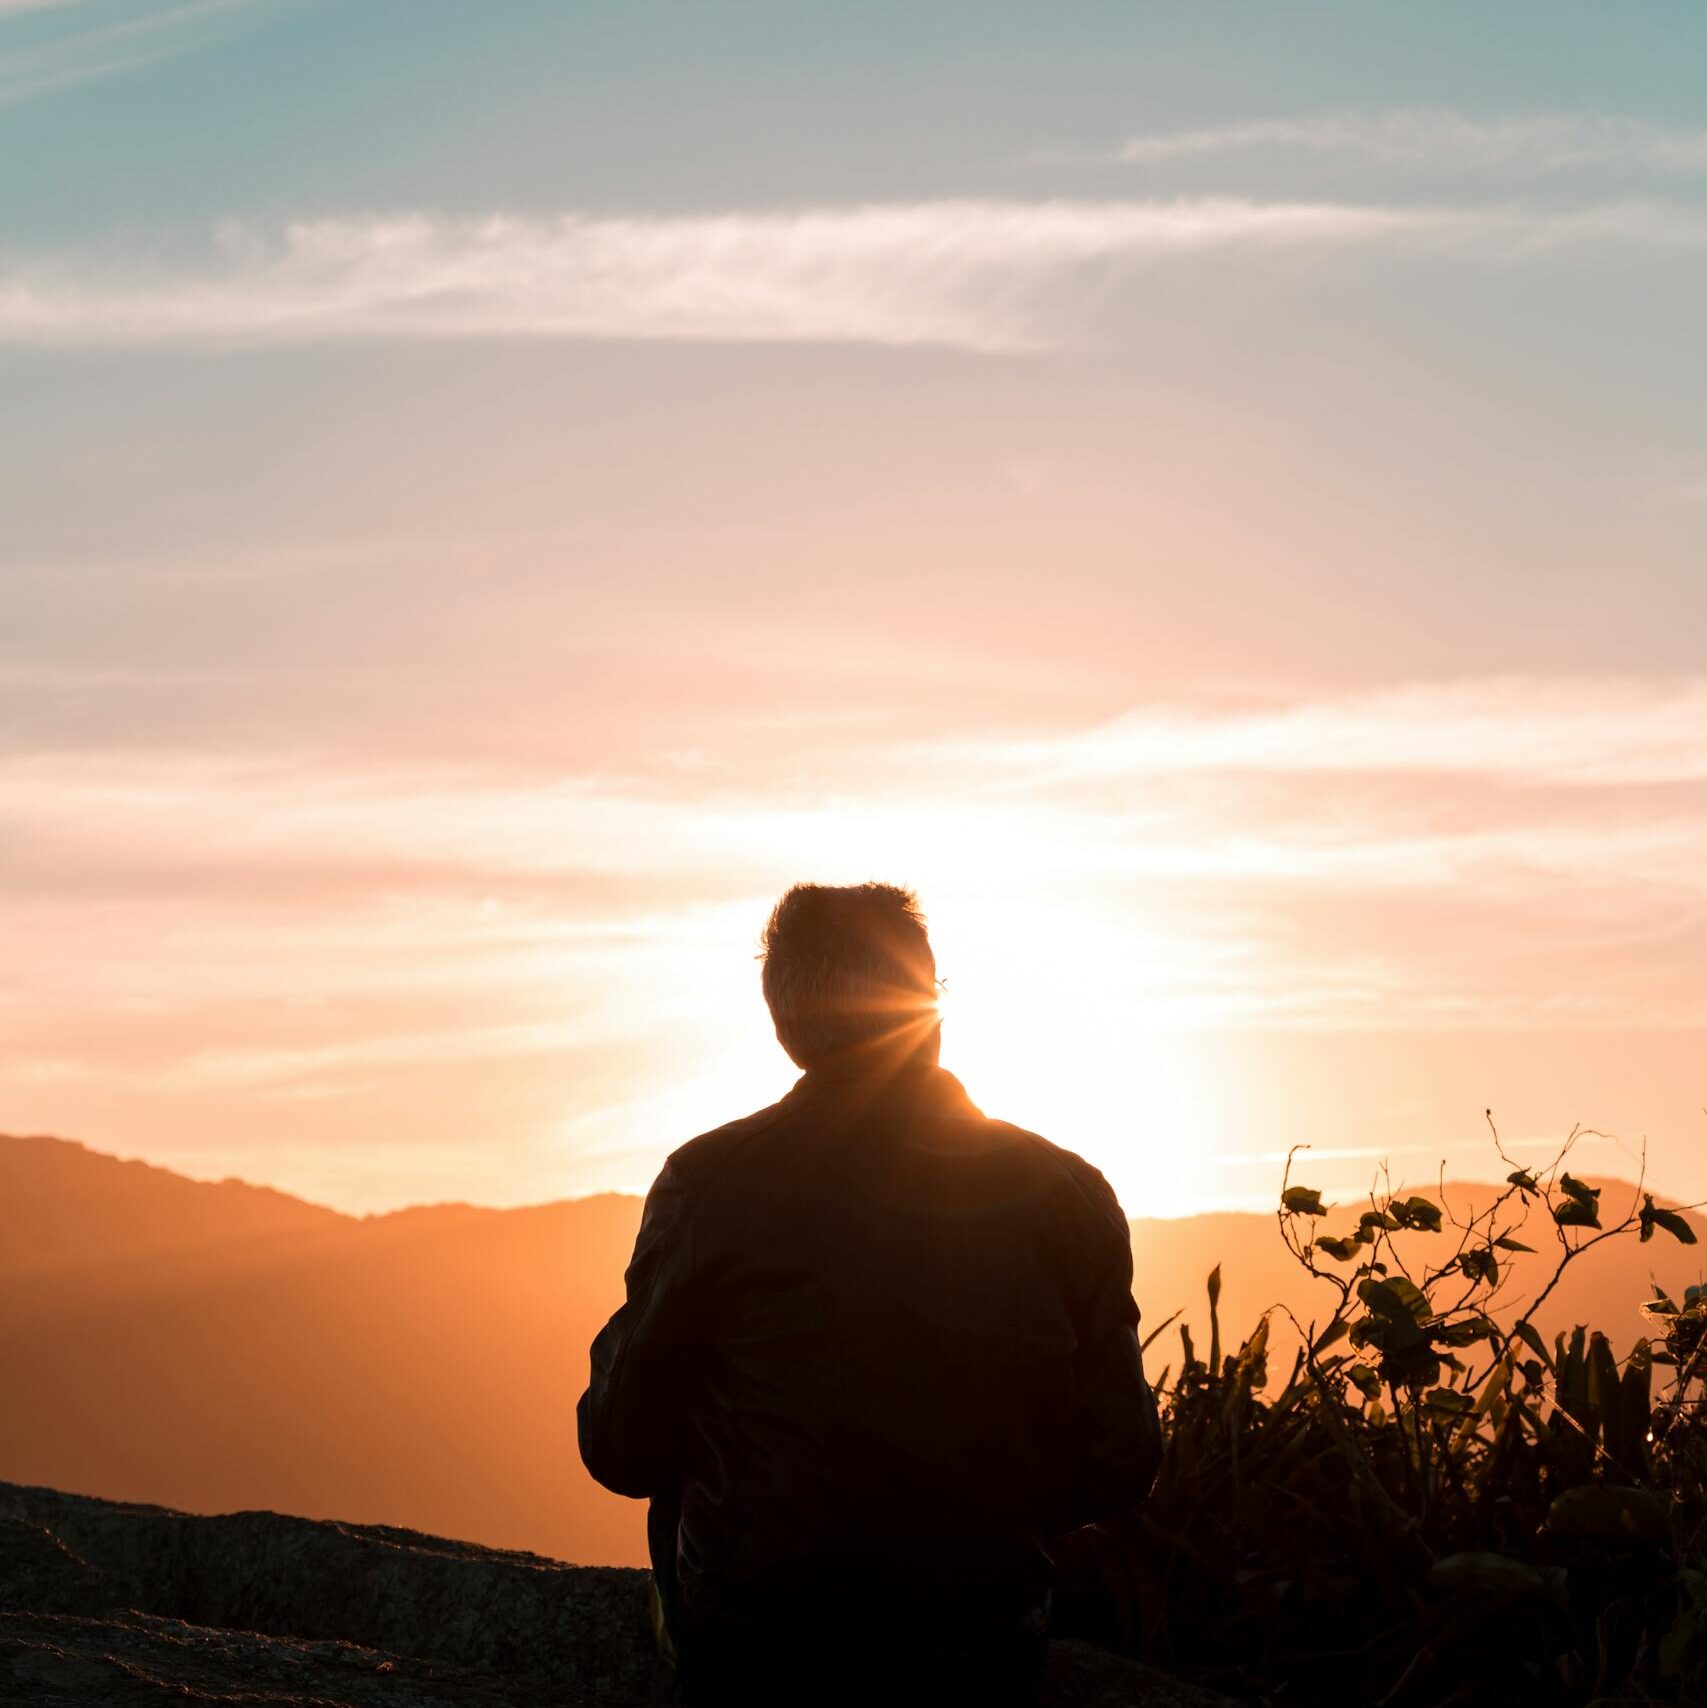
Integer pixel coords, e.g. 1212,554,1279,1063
929,892,1214,1219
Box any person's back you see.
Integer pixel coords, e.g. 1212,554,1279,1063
578,884,1162,1705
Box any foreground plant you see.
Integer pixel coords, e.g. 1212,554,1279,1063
1052,1122,1707,1707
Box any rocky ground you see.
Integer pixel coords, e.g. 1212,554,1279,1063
0,1481,1237,1705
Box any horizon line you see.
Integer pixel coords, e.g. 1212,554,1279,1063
4,1126,1682,1227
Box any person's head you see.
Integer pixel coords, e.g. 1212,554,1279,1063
759,882,939,1071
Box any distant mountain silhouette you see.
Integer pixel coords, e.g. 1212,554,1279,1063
3,1134,1701,1569
2,1135,341,1274
2,1134,648,1566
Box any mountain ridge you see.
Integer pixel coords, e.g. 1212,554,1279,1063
5,1131,1702,1570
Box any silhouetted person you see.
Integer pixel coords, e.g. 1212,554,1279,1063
578,883,1161,1705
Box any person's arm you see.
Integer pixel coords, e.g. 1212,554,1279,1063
1064,1171,1163,1528
577,1157,701,1499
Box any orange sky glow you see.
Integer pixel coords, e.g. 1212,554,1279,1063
3,4,1704,1221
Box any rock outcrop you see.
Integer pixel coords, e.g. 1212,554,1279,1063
0,1481,1238,1705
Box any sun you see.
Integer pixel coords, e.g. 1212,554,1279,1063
927,893,1214,1219
716,803,1221,1216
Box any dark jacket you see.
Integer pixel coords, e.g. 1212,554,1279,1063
577,1056,1161,1640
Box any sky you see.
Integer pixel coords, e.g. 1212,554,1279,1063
3,0,1704,1218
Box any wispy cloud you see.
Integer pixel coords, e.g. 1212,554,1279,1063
0,0,263,106
157,1018,616,1091
5,676,1704,1209
1116,110,1707,175
0,201,1429,353
5,680,1706,930
2,197,1704,351
957,678,1707,788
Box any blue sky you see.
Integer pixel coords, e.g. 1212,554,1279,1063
8,3,1707,229
3,1,1704,1216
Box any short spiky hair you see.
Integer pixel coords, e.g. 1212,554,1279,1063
759,882,938,1069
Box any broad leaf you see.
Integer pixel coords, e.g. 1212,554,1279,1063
1355,1277,1434,1355
1458,1248,1498,1284
1393,1195,1443,1233
1640,1194,1698,1246
1383,1343,1442,1390
1435,1315,1495,1347
1345,1363,1382,1400
1423,1386,1474,1414
1358,1274,1433,1325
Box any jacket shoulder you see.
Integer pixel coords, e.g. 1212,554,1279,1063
661,1086,808,1198
988,1120,1130,1241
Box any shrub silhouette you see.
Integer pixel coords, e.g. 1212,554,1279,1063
1054,1124,1707,1706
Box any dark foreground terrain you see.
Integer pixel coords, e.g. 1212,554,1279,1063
0,1481,1236,1706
